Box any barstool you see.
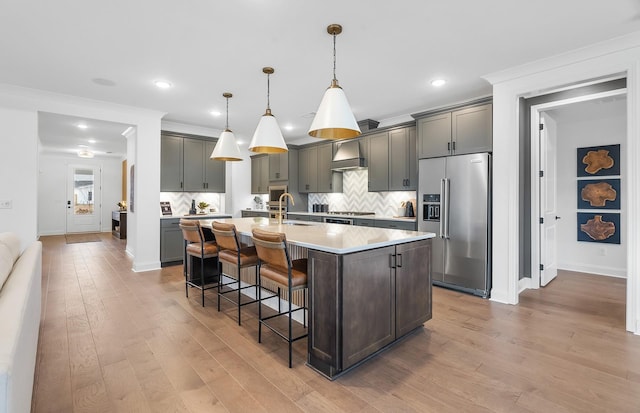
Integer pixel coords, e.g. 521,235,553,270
251,228,308,368
179,219,218,307
211,221,259,326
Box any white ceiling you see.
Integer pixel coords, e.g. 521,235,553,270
2,0,640,157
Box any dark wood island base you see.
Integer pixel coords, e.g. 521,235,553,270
307,239,432,379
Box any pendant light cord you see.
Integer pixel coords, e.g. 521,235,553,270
266,72,271,111
332,32,337,81
225,96,229,130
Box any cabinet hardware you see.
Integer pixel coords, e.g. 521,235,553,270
447,142,451,151
389,254,396,268
397,253,403,268
452,141,456,151
180,182,183,188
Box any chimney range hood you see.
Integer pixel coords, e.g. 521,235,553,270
331,140,366,170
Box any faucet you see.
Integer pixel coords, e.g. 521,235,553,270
278,193,294,224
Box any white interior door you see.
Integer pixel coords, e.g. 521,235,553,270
539,114,558,286
66,165,101,233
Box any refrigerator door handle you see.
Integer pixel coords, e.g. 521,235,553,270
443,178,451,239
439,178,446,238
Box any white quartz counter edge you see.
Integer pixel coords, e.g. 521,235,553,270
286,211,417,223
161,214,232,220
199,217,434,255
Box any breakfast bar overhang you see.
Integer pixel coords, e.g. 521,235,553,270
200,217,435,379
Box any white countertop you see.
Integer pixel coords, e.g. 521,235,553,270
199,217,434,254
160,213,232,220
286,211,417,222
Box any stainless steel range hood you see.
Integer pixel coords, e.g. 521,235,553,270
331,140,366,170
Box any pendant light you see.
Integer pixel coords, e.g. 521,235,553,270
308,24,361,140
249,67,288,153
210,92,242,161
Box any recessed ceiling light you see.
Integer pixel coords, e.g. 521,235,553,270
210,110,222,117
78,149,94,158
284,124,294,131
236,140,246,146
154,80,172,89
431,79,446,87
77,123,88,129
78,144,88,148
88,139,96,143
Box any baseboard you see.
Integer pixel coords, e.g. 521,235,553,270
518,277,532,293
489,288,513,304
132,261,161,272
558,263,626,278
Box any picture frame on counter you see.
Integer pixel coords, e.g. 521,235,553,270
160,201,173,216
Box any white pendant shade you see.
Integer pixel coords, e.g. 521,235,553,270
249,112,288,153
308,84,361,139
210,129,242,161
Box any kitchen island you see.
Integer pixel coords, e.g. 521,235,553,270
200,217,435,379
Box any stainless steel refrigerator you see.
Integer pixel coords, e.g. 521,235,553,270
418,153,491,298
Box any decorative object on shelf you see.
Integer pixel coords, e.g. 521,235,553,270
578,179,620,209
211,92,242,161
189,199,197,215
577,213,620,244
253,196,263,210
160,201,173,216
117,200,127,211
577,144,620,176
308,23,361,140
197,201,210,214
249,67,288,153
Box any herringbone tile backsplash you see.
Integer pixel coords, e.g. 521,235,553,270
308,170,416,216
159,192,222,216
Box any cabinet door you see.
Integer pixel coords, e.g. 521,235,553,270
160,221,184,263
452,103,492,155
417,112,452,159
183,139,205,191
268,153,289,181
204,141,225,192
395,239,432,337
298,147,317,193
317,143,334,193
161,135,184,191
367,132,389,192
389,128,410,191
251,155,268,194
407,126,417,190
342,246,396,369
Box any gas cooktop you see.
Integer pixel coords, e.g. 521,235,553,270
326,211,375,216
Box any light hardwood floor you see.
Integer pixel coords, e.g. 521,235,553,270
32,234,640,412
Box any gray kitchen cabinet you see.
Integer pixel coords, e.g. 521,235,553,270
251,155,269,194
354,218,375,227
298,146,318,193
374,219,417,231
417,103,492,159
160,219,183,265
183,139,226,192
317,143,342,193
161,134,184,191
395,239,432,337
285,213,309,221
309,215,324,223
241,210,269,218
268,152,289,182
367,132,389,192
389,126,417,191
161,133,225,193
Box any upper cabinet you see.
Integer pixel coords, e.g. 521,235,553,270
251,155,269,194
417,103,492,159
161,133,226,193
161,135,184,191
366,125,417,192
268,152,289,182
298,143,342,193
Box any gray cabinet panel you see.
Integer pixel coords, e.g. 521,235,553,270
285,213,309,221
389,126,417,191
160,219,183,264
396,239,432,337
374,220,416,231
452,103,493,155
317,143,342,193
269,152,289,181
417,112,452,159
183,139,205,191
161,135,184,191
298,147,318,193
367,132,389,192
251,155,268,194
204,141,225,192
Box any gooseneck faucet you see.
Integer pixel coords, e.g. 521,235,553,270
278,193,294,224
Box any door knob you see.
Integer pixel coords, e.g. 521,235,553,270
555,216,561,220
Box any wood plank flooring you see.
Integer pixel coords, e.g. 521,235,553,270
32,234,640,412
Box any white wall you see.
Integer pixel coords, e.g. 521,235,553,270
38,153,123,235
0,108,38,251
552,106,626,277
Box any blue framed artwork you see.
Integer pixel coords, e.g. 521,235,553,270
577,144,620,177
577,178,621,209
577,212,620,244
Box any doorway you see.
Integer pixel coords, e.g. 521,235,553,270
530,88,627,289
66,164,102,233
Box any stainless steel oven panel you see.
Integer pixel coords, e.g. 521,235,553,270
268,185,288,205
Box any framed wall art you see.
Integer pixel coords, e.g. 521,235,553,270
576,144,620,177
577,178,621,210
577,212,620,244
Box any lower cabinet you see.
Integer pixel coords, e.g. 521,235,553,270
307,239,432,378
374,219,417,231
285,213,310,221
160,219,183,265
241,210,269,218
